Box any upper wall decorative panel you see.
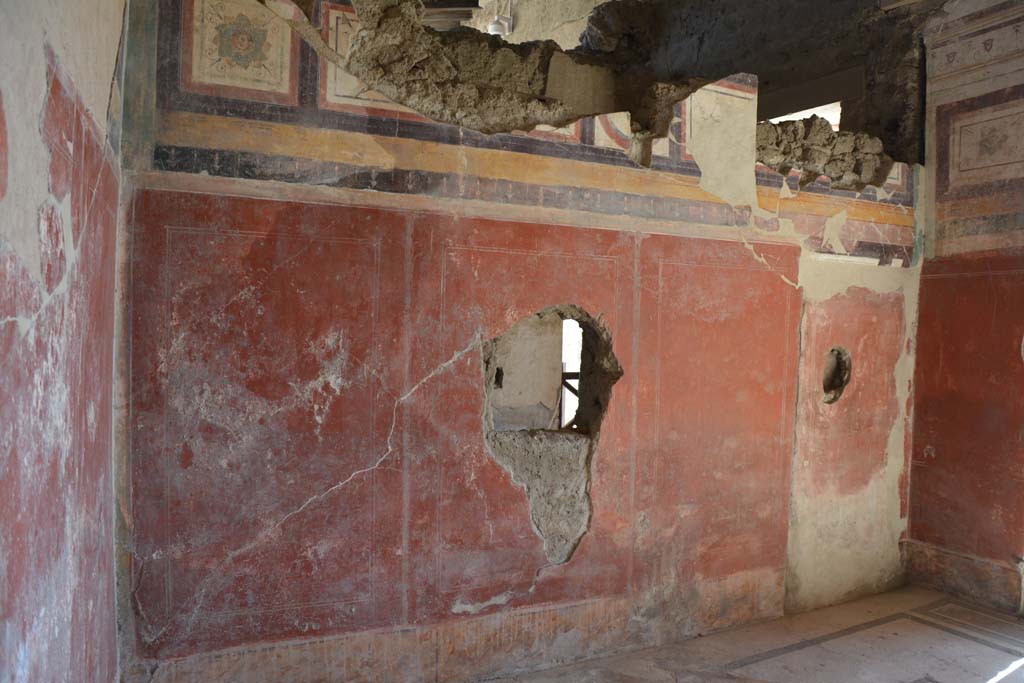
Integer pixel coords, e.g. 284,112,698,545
182,0,300,105
926,0,1024,255
154,0,914,227
948,97,1024,189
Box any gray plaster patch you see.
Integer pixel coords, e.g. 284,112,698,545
487,429,593,564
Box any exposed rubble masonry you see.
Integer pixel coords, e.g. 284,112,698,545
757,116,894,192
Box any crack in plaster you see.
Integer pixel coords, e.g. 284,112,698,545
736,230,801,291
136,335,484,646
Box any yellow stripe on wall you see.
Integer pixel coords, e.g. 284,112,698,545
157,110,915,229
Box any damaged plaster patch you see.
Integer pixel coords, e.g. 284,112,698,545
823,210,850,255
252,0,705,166
787,236,922,611
451,590,514,615
686,82,759,209
482,305,622,565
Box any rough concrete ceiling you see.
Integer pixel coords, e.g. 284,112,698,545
581,0,938,164
256,0,945,190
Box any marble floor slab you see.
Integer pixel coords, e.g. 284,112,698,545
491,587,1024,683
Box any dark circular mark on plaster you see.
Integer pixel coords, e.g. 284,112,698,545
823,346,852,404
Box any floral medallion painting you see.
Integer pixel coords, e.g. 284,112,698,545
184,0,299,104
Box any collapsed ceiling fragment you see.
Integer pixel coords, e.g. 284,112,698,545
255,0,945,190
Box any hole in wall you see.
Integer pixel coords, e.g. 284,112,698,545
484,306,618,436
560,319,583,429
769,101,843,131
481,304,623,564
823,346,852,404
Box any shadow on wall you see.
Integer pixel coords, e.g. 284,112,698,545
481,304,623,564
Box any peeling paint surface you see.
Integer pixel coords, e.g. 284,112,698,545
787,277,915,612
0,50,120,682
0,0,125,278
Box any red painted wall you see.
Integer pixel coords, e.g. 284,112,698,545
0,57,120,680
910,247,1024,611
128,189,802,660
798,290,905,495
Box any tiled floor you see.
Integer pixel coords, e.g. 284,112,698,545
492,587,1024,682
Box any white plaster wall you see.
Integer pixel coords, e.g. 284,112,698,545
687,84,760,209
467,0,603,49
489,312,564,430
0,0,126,278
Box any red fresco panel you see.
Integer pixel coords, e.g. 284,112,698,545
911,247,1024,563
404,214,636,624
130,192,408,657
634,237,800,596
797,288,906,497
130,191,812,660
